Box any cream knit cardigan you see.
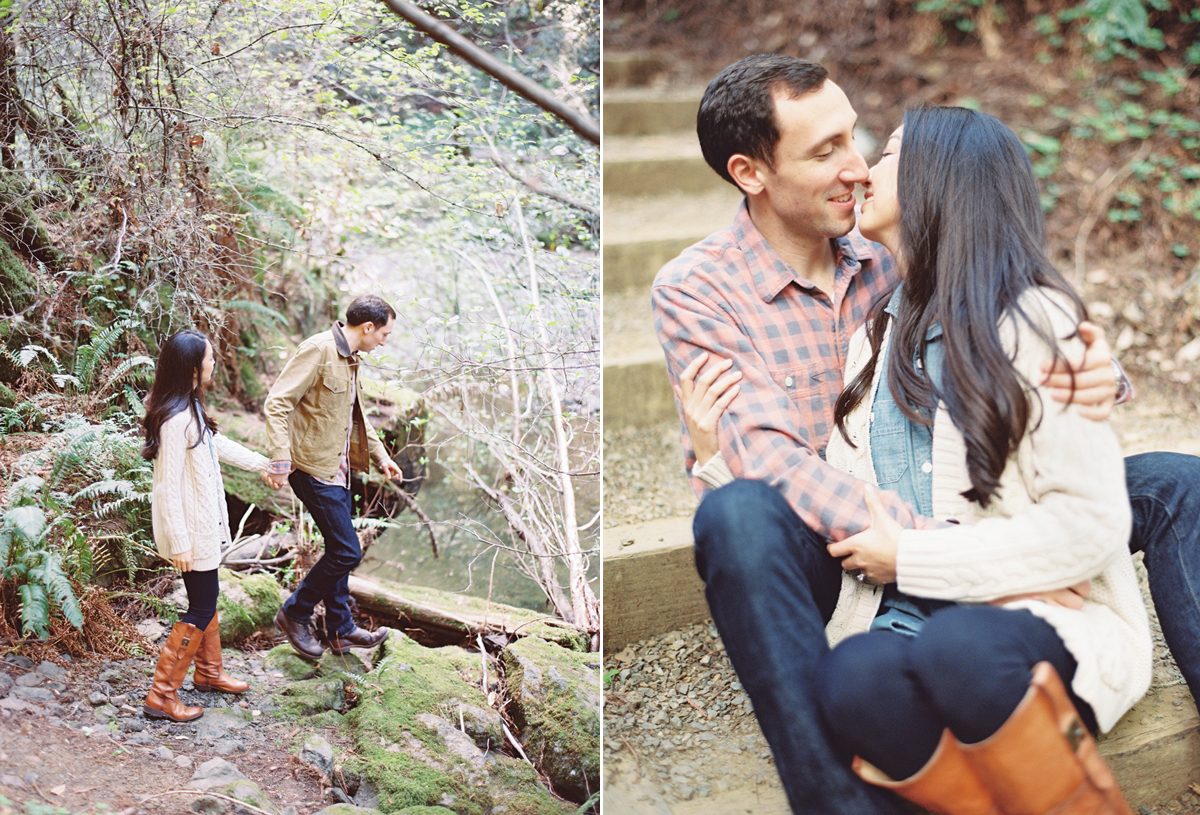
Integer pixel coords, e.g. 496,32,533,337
696,288,1151,732
151,408,269,572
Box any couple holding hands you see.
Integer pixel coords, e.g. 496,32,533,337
139,294,401,722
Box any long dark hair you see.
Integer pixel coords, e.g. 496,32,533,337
141,330,217,461
835,106,1085,506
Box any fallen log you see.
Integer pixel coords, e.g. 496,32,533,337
347,574,588,651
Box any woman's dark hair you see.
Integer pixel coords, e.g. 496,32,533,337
835,106,1086,506
697,54,828,187
142,330,217,461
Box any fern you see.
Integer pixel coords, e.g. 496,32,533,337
18,344,62,374
17,580,49,639
73,319,135,391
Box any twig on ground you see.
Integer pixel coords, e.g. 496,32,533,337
502,721,533,765
137,789,276,815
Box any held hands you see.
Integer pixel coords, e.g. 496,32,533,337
1041,321,1119,421
826,487,900,584
674,352,742,468
264,471,289,490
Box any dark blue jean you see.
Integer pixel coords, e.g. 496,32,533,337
280,470,361,638
693,479,908,815
1125,452,1200,696
816,606,1089,781
694,454,1200,814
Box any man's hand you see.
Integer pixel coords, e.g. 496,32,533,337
380,458,403,480
674,351,741,468
264,471,289,490
991,580,1092,610
172,551,194,573
826,487,900,584
1041,321,1119,421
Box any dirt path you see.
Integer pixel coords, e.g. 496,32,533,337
0,646,344,815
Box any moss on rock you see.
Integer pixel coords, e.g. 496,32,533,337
343,636,572,815
502,637,601,804
215,569,284,643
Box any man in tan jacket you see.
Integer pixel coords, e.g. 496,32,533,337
265,294,402,659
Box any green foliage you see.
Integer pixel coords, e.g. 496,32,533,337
0,499,84,638
915,0,987,33
1059,0,1167,60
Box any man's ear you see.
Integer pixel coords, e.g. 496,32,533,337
727,154,766,196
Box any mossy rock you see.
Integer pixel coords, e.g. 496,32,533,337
315,806,384,815
263,644,322,681
343,636,572,815
502,637,601,804
0,239,34,315
215,569,284,643
274,676,347,717
220,779,278,815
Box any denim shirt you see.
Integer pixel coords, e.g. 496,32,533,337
870,288,954,636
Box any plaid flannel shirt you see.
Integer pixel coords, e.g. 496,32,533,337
652,201,943,542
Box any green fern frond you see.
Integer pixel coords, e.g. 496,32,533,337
101,355,154,394
73,319,135,389
18,581,49,639
42,557,83,630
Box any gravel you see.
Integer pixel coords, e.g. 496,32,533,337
602,419,699,530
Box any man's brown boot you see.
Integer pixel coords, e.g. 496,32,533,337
964,661,1134,815
854,729,999,815
191,612,249,694
143,622,204,722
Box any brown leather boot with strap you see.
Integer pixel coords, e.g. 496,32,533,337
854,729,999,815
964,661,1134,815
191,612,249,694
143,621,204,722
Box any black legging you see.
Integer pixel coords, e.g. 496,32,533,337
178,568,219,630
816,605,1096,780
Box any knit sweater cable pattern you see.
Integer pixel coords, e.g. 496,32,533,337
151,409,269,572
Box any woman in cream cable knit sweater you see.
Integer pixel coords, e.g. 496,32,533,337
678,107,1147,814
140,330,269,722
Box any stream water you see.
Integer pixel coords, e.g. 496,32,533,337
357,467,600,614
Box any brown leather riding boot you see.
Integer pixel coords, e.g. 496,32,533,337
191,612,249,694
143,622,204,722
853,729,999,815
963,661,1134,815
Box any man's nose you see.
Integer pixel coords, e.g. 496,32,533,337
842,146,869,185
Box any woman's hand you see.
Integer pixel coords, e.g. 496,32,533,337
172,550,194,572
1041,321,1119,421
674,352,741,467
826,487,900,584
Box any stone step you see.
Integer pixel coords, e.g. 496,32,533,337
603,188,742,296
602,51,670,89
603,87,704,137
603,289,675,428
603,511,1200,807
604,133,730,199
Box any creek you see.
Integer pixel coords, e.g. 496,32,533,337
357,466,600,613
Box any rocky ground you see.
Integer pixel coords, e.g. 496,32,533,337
0,641,349,815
